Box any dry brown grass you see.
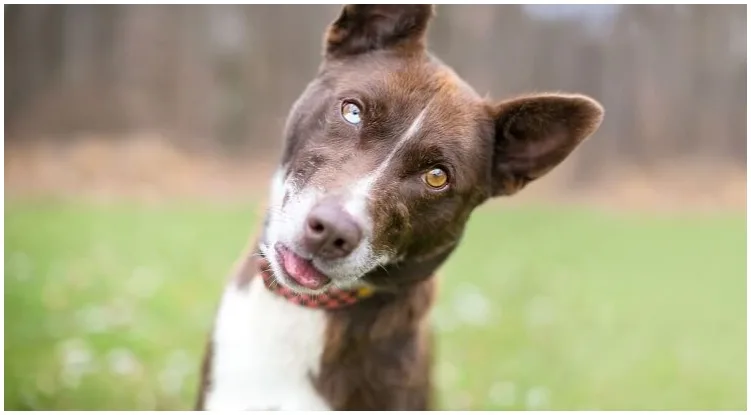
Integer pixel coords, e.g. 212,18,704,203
5,135,276,205
495,158,747,215
5,136,746,214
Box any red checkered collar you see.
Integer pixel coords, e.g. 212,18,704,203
259,268,375,310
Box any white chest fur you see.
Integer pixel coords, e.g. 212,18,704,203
204,276,331,410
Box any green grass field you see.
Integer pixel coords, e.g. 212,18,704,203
4,198,746,410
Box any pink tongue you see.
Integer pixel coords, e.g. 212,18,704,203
281,249,330,289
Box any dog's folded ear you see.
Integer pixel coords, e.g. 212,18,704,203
489,93,605,196
324,5,435,58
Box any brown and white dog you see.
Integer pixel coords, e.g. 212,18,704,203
196,4,604,411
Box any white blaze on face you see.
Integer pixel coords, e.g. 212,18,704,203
343,101,432,230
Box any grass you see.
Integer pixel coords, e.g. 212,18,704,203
4,198,746,410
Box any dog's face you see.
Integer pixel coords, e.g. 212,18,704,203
260,5,604,294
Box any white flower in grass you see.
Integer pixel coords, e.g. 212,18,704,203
452,283,492,327
159,349,193,396
58,338,95,389
127,266,163,299
75,305,110,333
525,385,551,409
436,362,458,388
488,381,517,407
431,306,459,333
107,348,140,376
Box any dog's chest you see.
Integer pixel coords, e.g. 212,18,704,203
204,277,331,410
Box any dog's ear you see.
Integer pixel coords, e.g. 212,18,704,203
489,93,604,196
324,5,434,58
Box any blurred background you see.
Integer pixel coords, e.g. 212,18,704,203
4,4,747,410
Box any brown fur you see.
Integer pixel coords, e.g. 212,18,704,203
196,4,604,411
315,278,436,410
325,5,434,58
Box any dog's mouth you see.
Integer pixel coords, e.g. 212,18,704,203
274,243,332,290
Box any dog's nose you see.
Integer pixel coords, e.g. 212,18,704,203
303,200,362,259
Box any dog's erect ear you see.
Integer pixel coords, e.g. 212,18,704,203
489,93,604,196
324,5,434,58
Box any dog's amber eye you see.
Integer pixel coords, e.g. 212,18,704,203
423,168,448,189
341,102,362,125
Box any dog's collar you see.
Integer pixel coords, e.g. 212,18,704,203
259,267,375,310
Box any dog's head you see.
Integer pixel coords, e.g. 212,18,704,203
260,5,604,294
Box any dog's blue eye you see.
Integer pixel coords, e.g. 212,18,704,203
341,102,362,125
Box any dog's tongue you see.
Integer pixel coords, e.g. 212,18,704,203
279,247,331,290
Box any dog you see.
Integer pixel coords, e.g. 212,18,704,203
195,4,604,411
